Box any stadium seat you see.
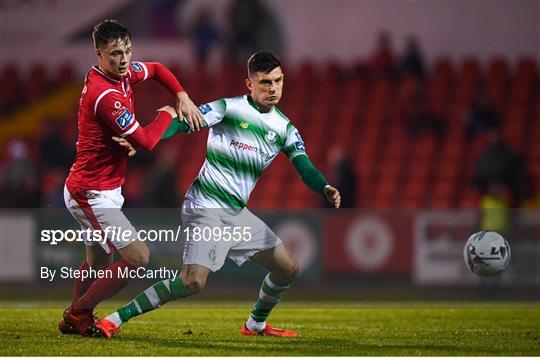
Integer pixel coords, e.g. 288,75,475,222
486,56,509,114
459,187,481,208
405,159,431,182
55,63,75,86
0,63,22,113
433,56,453,81
402,176,428,203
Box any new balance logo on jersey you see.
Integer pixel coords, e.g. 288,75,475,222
131,62,143,72
198,104,212,115
115,109,134,130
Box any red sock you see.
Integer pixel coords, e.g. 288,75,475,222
71,260,96,304
71,259,135,313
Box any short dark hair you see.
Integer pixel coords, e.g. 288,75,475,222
247,51,281,77
92,19,131,49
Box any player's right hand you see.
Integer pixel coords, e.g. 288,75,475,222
175,91,204,131
324,185,341,209
157,105,178,119
112,136,136,157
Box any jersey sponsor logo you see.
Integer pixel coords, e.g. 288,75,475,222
131,62,143,72
198,103,212,115
240,122,249,129
295,141,305,151
265,130,277,144
230,139,273,162
115,108,134,130
112,106,126,116
112,101,125,115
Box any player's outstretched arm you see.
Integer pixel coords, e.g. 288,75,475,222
161,116,209,140
291,155,341,208
96,90,174,152
132,62,204,132
113,106,199,153
124,105,177,151
161,99,225,139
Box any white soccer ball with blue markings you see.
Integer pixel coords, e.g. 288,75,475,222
463,231,511,277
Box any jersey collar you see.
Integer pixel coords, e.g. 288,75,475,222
246,95,274,114
92,66,122,84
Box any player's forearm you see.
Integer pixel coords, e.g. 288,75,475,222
161,117,209,139
292,155,329,194
128,111,173,151
162,116,190,139
146,62,184,94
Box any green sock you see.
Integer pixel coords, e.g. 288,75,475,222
249,273,293,326
105,276,188,327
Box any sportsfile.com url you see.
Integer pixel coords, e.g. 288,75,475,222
40,226,252,245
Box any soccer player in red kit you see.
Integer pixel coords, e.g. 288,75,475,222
59,19,203,336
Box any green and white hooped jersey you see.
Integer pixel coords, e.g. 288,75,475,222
186,95,307,209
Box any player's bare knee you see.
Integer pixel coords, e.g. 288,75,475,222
284,261,300,280
180,264,210,295
180,270,207,295
130,250,149,268
278,259,299,280
183,277,206,295
121,244,149,268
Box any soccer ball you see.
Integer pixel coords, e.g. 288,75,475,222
463,231,511,277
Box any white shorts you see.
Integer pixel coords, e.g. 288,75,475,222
181,197,281,272
64,185,138,254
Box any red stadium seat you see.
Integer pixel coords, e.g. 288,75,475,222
459,187,481,208
377,160,403,180
433,56,453,80
402,176,428,201
56,63,75,86
435,161,460,181
0,63,22,113
374,177,399,204
486,56,509,114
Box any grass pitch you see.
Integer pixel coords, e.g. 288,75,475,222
0,301,538,356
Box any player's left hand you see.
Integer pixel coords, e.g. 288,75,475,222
112,136,136,157
176,91,203,132
324,185,341,208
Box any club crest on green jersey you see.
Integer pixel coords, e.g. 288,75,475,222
208,248,217,263
265,130,277,143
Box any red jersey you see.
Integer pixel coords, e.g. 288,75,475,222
66,61,181,192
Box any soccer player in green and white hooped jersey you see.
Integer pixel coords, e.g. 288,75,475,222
94,51,341,338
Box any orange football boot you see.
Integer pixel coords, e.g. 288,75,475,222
240,323,298,337
93,318,120,338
